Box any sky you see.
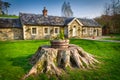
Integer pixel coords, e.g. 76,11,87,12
3,0,111,18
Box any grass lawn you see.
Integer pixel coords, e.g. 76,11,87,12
0,39,120,80
102,37,120,41
0,15,19,18
102,34,120,41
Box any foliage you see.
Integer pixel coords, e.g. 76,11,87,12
59,29,65,40
0,0,11,15
53,29,65,40
95,0,120,34
95,14,120,34
103,0,120,15
0,39,120,80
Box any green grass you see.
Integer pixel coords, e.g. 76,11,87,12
0,15,19,18
102,37,120,41
102,34,120,41
0,39,120,80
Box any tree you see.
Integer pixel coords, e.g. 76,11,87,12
95,0,120,34
0,0,3,15
110,0,120,15
104,0,120,15
104,3,111,15
61,2,73,17
4,2,11,14
0,0,11,15
23,44,99,79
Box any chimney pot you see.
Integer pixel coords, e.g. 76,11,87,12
42,7,48,17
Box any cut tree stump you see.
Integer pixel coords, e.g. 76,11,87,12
23,44,99,79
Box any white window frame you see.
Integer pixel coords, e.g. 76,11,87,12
31,27,38,35
44,27,50,35
54,27,59,35
89,28,93,35
83,28,87,34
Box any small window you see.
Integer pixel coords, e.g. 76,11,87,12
90,28,93,34
83,28,87,34
93,29,96,32
32,28,37,35
54,28,59,34
44,27,49,34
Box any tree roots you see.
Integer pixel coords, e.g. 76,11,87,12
23,44,99,79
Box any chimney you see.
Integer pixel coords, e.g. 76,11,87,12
42,7,48,17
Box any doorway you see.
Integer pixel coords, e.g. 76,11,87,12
73,26,76,37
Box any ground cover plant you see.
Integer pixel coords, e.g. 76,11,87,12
0,39,120,80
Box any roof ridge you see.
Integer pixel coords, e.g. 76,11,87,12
19,12,74,18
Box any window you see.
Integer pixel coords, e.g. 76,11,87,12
83,29,85,33
44,27,49,34
89,28,93,35
54,28,59,34
82,28,87,34
90,28,93,34
31,28,37,35
83,28,87,34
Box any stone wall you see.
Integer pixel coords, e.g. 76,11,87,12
82,27,102,37
23,25,61,40
23,24,102,40
23,25,43,40
0,28,23,41
68,20,82,38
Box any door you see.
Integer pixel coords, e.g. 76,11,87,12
64,27,68,37
73,27,76,37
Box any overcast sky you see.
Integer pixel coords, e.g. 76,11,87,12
3,0,111,18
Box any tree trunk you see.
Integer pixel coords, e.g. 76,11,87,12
23,44,99,79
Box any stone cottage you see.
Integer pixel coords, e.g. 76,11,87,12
0,18,23,40
0,7,102,40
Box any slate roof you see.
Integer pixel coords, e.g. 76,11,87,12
0,13,101,28
0,18,22,28
78,18,101,27
20,13,101,27
19,13,70,26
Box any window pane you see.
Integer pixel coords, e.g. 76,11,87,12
55,28,58,33
32,28,36,34
45,28,48,34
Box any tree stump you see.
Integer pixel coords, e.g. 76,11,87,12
23,44,99,79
